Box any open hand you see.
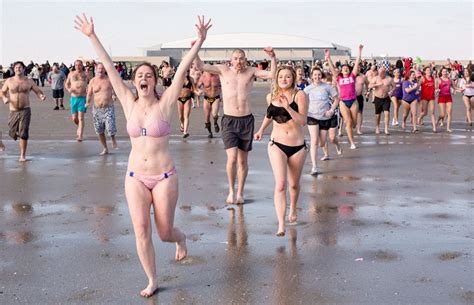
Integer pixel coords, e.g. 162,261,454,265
263,47,275,58
195,15,212,41
278,94,290,109
74,14,95,37
324,49,330,59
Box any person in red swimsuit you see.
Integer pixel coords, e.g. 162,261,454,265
418,67,437,132
436,67,456,132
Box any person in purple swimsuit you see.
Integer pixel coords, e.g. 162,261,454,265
75,14,211,298
390,68,403,126
401,70,420,132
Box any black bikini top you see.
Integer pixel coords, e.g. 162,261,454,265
183,76,193,89
266,95,299,124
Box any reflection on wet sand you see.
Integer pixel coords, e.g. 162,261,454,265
223,205,252,303
272,227,301,305
11,202,34,215
4,202,36,244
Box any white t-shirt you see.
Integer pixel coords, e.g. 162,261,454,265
304,82,338,120
458,78,474,96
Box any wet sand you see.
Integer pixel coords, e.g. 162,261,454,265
0,83,473,305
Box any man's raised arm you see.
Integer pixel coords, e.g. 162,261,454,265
194,54,222,75
255,47,277,80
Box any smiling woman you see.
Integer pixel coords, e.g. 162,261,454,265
74,13,212,298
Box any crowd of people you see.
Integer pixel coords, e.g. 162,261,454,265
0,14,472,298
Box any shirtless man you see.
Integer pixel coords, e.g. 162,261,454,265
355,73,368,134
0,91,4,151
365,64,378,103
1,61,46,161
189,62,202,108
161,61,174,89
196,71,221,138
65,59,89,141
368,66,393,135
194,48,277,204
86,63,118,155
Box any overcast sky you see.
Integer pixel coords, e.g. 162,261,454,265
1,0,472,66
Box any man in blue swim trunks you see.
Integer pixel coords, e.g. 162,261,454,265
65,59,89,141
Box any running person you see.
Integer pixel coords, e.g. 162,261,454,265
304,67,342,175
401,70,420,132
1,61,46,161
48,63,67,110
86,62,118,155
326,45,364,149
296,66,308,90
189,62,202,108
194,48,277,204
75,14,211,297
436,67,455,132
65,59,89,141
355,72,368,134
390,68,403,126
368,66,393,135
254,66,308,236
160,61,174,89
457,68,474,127
417,67,437,132
197,70,221,138
177,72,195,138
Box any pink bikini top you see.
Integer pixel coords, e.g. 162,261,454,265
126,106,171,138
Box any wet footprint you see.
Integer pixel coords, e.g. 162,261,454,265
437,251,464,261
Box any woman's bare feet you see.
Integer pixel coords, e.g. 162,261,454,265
112,140,118,149
447,128,453,133
288,210,297,223
140,280,159,298
175,236,187,261
276,223,285,237
226,193,235,204
235,194,245,205
19,155,27,162
100,148,108,155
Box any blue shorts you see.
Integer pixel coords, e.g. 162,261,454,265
342,99,355,108
70,96,87,114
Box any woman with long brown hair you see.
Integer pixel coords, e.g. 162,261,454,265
75,14,211,297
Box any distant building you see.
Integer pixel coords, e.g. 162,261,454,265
143,33,351,67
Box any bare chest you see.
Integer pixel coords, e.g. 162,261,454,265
9,80,31,94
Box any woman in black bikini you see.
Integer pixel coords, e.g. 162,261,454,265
254,66,308,237
177,72,195,138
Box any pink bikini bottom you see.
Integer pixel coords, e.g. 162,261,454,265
127,167,177,190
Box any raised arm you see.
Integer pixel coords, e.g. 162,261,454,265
325,49,338,79
254,47,277,80
352,44,364,76
162,16,212,108
74,14,134,113
194,55,222,75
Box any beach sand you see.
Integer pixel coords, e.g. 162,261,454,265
0,83,473,304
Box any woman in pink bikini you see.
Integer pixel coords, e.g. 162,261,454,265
75,14,211,297
325,45,364,149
